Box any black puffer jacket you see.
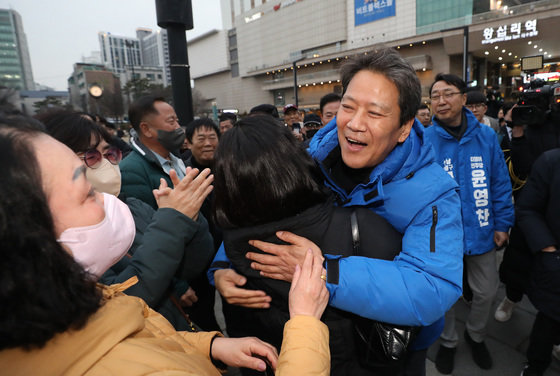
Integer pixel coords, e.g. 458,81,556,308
222,198,402,376
517,148,560,320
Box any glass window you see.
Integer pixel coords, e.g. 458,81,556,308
231,63,239,77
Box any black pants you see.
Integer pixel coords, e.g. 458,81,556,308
527,312,560,374
398,349,427,376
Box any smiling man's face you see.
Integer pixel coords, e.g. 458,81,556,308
336,70,413,169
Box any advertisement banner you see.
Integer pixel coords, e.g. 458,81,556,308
355,0,396,26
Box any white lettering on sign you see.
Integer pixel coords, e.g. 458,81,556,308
443,158,454,179
482,19,538,45
471,162,490,227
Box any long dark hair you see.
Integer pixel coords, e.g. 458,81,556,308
213,115,329,228
0,114,102,350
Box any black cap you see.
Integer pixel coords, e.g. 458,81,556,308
303,113,322,127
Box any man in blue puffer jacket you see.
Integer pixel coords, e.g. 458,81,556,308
211,49,464,375
425,74,514,374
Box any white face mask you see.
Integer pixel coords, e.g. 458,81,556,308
85,158,122,197
58,193,135,279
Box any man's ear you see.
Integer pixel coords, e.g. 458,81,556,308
139,121,153,138
398,118,414,143
185,138,193,149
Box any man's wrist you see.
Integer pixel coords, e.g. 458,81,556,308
541,246,557,253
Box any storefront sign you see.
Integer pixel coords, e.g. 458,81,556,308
355,0,396,26
481,19,538,45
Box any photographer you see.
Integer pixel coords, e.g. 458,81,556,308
496,81,560,322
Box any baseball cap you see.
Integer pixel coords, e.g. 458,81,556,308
283,104,298,113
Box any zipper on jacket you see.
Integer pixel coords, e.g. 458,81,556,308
430,206,438,252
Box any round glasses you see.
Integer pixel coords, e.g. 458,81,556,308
80,146,122,168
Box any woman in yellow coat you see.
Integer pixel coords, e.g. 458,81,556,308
0,114,329,375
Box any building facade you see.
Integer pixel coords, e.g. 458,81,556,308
190,0,560,114
0,8,34,90
67,63,122,117
98,32,142,75
138,28,171,87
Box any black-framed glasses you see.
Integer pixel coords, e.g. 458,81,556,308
465,103,487,110
79,146,122,168
430,92,463,102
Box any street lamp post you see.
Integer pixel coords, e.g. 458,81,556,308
292,55,305,107
155,0,194,125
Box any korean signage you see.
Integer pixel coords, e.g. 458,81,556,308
355,0,396,26
481,19,538,45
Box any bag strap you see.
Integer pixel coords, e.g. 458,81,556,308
351,210,360,256
169,294,198,332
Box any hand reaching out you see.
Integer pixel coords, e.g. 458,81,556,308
153,167,213,220
289,249,329,319
247,231,323,282
211,336,278,372
179,287,198,307
214,268,271,308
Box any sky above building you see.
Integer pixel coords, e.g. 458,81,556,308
0,0,222,90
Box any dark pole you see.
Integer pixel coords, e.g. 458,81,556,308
156,0,194,125
293,61,298,107
463,26,469,82
292,56,305,107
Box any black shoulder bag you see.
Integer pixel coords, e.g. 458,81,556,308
349,211,421,373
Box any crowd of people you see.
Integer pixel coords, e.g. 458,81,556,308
1,46,559,376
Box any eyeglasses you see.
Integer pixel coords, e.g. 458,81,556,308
79,146,122,168
430,92,463,102
465,103,487,110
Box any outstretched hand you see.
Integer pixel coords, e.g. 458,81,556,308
153,167,214,220
214,268,271,308
289,249,329,319
248,231,323,282
211,336,278,372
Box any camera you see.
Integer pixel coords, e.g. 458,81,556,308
512,79,560,126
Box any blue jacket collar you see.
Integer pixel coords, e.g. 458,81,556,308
431,108,482,143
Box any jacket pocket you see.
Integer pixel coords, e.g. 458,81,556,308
430,206,438,253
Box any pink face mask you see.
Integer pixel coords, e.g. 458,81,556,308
58,193,135,279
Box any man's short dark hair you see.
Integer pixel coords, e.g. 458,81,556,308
430,73,467,95
418,104,429,111
466,90,487,105
340,47,421,126
128,95,166,132
219,112,236,124
319,93,341,113
185,118,220,142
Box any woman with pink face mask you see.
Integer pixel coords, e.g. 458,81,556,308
0,114,330,376
35,110,218,332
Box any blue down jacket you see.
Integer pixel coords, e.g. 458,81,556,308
308,119,464,349
425,109,514,256
208,119,464,349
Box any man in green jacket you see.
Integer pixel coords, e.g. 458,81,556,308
120,95,188,209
